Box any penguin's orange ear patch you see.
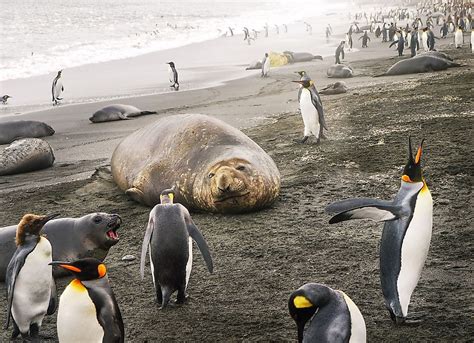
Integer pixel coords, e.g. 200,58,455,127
98,264,107,278
402,175,412,182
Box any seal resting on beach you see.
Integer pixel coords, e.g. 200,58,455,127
0,138,55,176
0,120,55,145
111,114,280,213
89,104,157,123
418,51,453,61
375,55,460,77
327,64,354,78
0,213,121,281
319,81,348,95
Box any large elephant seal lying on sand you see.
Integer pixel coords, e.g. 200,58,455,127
0,138,55,176
89,104,157,123
0,213,121,281
327,64,354,78
0,120,55,145
375,55,460,76
111,114,280,213
319,81,348,95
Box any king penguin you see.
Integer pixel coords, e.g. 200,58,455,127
51,70,64,105
261,53,270,77
454,26,463,48
51,258,124,342
2,94,12,104
326,137,432,324
289,283,366,343
5,213,59,341
167,62,179,91
292,74,326,144
140,188,213,309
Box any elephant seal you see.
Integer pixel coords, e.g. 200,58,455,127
418,51,453,61
283,51,324,63
111,114,280,213
0,213,121,281
0,120,55,145
0,138,55,176
375,55,460,77
89,104,157,123
246,60,262,70
327,64,354,78
319,81,348,95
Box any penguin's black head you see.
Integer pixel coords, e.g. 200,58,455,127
57,70,62,76
402,137,425,183
288,283,332,343
265,53,268,57
16,213,60,246
160,188,175,204
167,62,175,67
50,258,107,281
292,79,313,88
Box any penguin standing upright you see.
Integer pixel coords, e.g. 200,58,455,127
51,70,64,105
295,71,328,140
292,75,326,144
455,26,464,48
140,189,213,308
326,137,432,324
5,213,59,340
1,94,12,104
261,53,270,77
289,283,366,343
51,258,124,342
390,31,405,56
421,28,429,51
167,62,179,91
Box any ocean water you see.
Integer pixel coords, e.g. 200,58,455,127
1,0,345,82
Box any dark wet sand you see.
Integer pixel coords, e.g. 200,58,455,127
0,47,473,341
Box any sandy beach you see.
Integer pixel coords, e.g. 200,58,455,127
1,9,474,342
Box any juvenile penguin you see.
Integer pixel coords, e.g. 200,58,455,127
51,258,124,342
326,137,432,324
292,76,325,144
261,53,270,77
51,70,64,105
289,283,366,343
140,189,213,308
167,62,179,91
5,213,59,340
295,71,328,139
2,94,12,104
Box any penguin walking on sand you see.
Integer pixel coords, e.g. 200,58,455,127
51,70,64,105
390,31,405,56
2,94,12,104
5,213,59,341
289,283,366,343
455,26,464,48
326,137,432,324
140,189,213,309
51,258,124,342
167,62,179,91
261,53,270,77
295,71,328,140
292,75,326,144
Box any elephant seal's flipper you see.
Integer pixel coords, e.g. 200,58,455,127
125,187,145,203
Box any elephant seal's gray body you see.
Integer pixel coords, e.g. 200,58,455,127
0,121,55,145
89,104,157,123
319,81,348,95
327,64,354,78
376,55,460,76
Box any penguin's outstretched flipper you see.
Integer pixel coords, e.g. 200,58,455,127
185,218,213,273
326,198,403,224
5,238,37,329
140,217,155,279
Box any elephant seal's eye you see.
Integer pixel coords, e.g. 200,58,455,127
208,173,215,179
236,165,246,171
93,216,102,224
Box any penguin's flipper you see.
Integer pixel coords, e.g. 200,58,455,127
326,198,402,224
389,40,399,48
47,279,58,315
311,89,328,130
297,87,302,103
5,238,37,329
140,216,155,279
182,209,213,273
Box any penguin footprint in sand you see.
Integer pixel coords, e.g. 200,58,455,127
140,188,213,309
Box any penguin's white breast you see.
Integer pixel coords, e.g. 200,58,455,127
12,237,52,328
397,186,433,317
341,292,367,343
185,237,193,289
299,89,318,128
58,281,104,343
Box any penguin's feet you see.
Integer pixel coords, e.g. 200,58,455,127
395,311,426,326
176,293,189,305
293,136,309,144
159,301,176,310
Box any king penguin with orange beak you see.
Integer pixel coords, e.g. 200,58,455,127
51,258,124,342
326,137,432,324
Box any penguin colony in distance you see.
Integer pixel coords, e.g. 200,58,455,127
52,258,124,342
140,189,213,309
167,61,180,91
327,137,432,324
51,70,64,105
5,213,58,341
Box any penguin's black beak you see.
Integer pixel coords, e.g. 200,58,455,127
41,213,60,225
49,261,82,273
292,81,304,84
